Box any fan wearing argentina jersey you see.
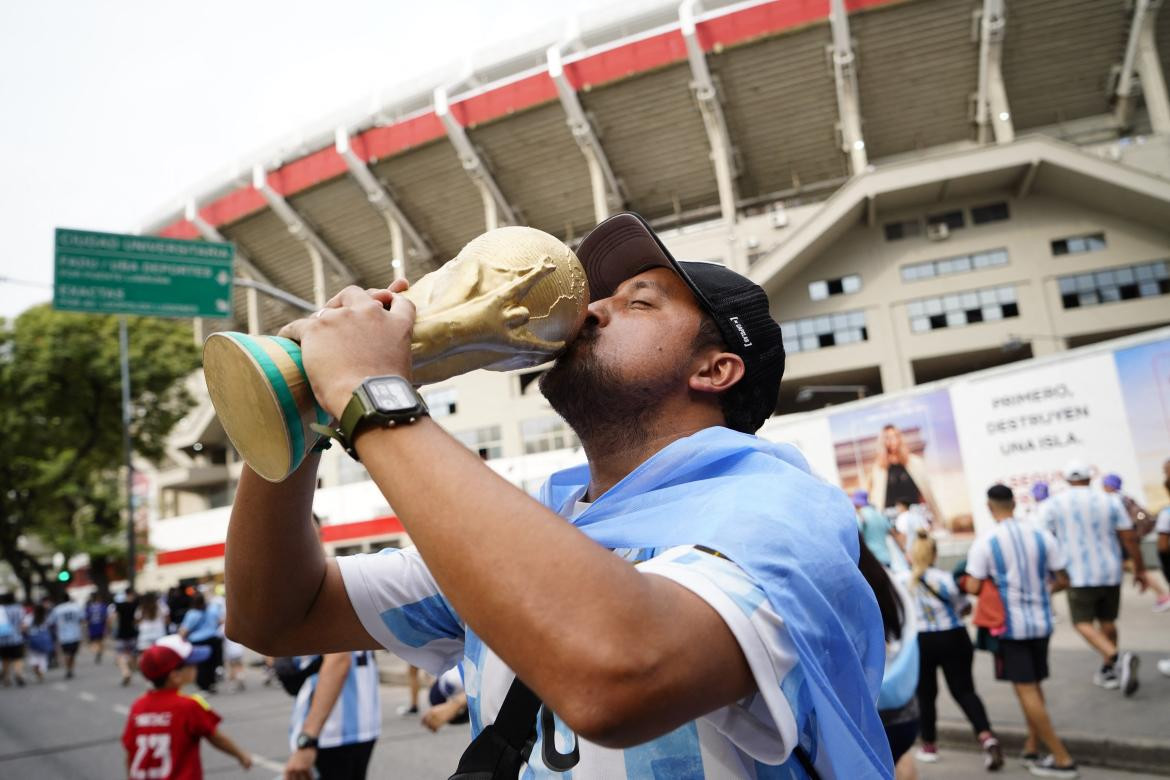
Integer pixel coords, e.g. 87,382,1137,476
1038,461,1150,696
226,212,892,779
285,651,381,780
898,531,1000,770
965,485,1077,779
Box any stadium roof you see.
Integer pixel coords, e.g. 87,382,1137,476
142,0,1170,330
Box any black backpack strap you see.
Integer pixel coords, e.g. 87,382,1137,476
449,675,542,780
793,745,822,779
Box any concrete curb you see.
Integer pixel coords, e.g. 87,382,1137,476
937,720,1170,776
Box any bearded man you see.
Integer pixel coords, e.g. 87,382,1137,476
225,212,890,778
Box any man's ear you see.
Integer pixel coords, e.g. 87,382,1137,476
688,350,745,395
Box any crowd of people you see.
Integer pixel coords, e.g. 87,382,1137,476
852,457,1170,779
0,581,240,693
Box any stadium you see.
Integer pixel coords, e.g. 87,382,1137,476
135,0,1170,583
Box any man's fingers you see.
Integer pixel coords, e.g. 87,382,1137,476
384,289,416,328
277,318,311,343
388,278,409,293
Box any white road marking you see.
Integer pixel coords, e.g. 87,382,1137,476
78,691,96,702
248,753,286,776
113,704,129,715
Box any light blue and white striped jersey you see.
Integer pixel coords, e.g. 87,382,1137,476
895,568,966,633
1156,507,1170,536
966,519,1068,640
339,544,816,778
48,601,84,644
288,651,381,751
1039,487,1131,587
0,604,23,646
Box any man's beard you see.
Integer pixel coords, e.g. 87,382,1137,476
539,327,683,453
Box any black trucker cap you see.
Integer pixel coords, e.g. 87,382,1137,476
575,212,785,433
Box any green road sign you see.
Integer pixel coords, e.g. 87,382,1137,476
54,228,234,318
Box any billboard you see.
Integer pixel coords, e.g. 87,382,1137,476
762,330,1170,537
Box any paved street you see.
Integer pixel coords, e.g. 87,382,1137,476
934,584,1170,773
0,654,467,779
0,585,1166,780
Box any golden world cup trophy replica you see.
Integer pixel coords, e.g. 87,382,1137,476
203,225,589,482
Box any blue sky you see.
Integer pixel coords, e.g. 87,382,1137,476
0,0,639,319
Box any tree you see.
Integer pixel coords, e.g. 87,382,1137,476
0,305,200,599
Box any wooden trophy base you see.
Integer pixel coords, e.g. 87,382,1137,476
203,333,327,483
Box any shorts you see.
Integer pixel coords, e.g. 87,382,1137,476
27,651,48,673
61,641,80,657
115,638,139,655
1067,585,1121,624
0,643,25,661
994,637,1049,683
87,626,106,642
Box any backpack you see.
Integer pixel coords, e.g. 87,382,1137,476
273,655,323,697
28,624,53,654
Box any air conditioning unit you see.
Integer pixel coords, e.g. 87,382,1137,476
769,205,789,229
926,222,950,241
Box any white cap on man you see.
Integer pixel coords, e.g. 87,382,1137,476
1063,460,1092,482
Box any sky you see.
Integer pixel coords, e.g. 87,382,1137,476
0,0,638,320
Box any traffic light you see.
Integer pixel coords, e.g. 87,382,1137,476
56,570,71,583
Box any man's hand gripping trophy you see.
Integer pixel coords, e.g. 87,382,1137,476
202,225,589,481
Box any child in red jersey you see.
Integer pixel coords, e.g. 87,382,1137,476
122,634,252,779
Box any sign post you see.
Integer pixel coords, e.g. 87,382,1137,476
54,228,234,589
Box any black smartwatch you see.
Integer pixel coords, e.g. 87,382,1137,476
311,375,429,461
295,732,319,750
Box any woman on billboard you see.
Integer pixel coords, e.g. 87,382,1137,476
868,424,943,528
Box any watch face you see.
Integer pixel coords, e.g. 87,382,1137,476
367,377,415,413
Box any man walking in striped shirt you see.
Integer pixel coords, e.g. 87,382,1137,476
1039,461,1150,695
284,650,381,780
966,485,1075,778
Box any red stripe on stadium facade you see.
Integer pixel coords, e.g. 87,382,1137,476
155,515,406,566
156,0,898,238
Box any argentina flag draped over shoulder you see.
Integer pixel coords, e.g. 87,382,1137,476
539,426,893,778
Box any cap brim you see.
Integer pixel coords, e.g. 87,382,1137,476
576,212,714,311
185,645,212,665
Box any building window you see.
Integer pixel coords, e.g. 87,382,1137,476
1051,232,1105,256
901,248,1009,282
422,387,457,418
883,218,922,241
908,284,1019,333
781,310,868,354
927,210,965,231
971,202,1010,225
454,425,503,460
1058,260,1169,309
521,417,579,455
808,274,862,301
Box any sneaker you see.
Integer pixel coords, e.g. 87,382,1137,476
396,704,419,716
1020,752,1041,767
981,736,1004,771
14,676,24,688
1158,658,1170,677
1028,755,1079,778
1153,595,1170,613
915,744,939,763
1092,667,1119,689
1119,651,1139,697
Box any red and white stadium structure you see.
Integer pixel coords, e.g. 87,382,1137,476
130,0,1170,587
